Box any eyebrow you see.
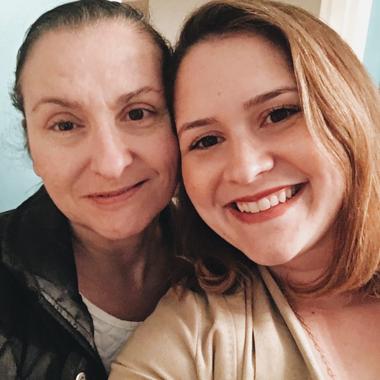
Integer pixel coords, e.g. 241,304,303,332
31,86,162,113
177,86,298,138
114,86,163,108
243,86,298,110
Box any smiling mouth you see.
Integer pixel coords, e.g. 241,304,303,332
232,183,305,214
86,180,146,199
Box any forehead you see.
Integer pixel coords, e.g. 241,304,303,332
21,19,161,81
175,34,295,117
20,19,163,104
34,19,155,51
177,33,291,85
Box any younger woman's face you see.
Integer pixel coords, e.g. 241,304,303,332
175,34,345,270
21,20,178,242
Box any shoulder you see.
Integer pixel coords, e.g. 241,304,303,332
123,286,248,344
110,287,251,380
110,288,201,379
0,187,50,233
0,209,13,237
118,288,210,355
0,187,70,259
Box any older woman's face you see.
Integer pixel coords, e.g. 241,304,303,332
175,34,344,270
21,20,178,241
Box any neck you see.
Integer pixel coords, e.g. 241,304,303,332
267,231,371,311
71,219,170,320
72,220,160,275
270,229,336,291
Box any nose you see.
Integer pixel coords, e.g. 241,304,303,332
223,139,274,184
90,125,133,179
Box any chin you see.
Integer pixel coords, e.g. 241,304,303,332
89,222,142,242
105,226,147,242
243,246,299,267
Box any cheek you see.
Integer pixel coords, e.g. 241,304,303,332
29,143,51,179
325,166,345,213
182,160,212,208
147,131,179,179
27,126,58,179
305,147,346,227
29,139,79,187
310,145,346,193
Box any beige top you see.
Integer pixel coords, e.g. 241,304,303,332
110,266,327,380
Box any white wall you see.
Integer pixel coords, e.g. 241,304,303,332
149,0,209,44
0,0,65,212
278,0,320,15
320,0,373,60
149,0,321,44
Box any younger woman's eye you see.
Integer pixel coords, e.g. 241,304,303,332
52,120,77,132
264,106,300,125
190,135,224,150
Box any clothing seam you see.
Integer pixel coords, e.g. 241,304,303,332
39,289,95,349
193,293,201,377
223,295,238,380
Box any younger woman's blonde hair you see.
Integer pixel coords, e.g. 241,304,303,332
172,0,380,297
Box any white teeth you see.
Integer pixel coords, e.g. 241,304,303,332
269,195,279,207
278,190,286,203
247,202,259,213
235,186,297,214
239,203,247,212
258,198,271,211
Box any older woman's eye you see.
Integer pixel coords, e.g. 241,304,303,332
52,120,76,132
126,108,152,121
190,135,224,150
264,106,300,125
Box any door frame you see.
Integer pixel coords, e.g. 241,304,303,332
319,0,373,60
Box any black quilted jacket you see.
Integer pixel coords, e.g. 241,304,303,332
0,187,106,380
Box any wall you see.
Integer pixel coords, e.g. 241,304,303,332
150,0,321,44
280,0,320,16
149,0,209,44
0,0,66,212
364,0,380,87
319,0,373,61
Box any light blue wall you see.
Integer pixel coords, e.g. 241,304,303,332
364,0,380,87
0,0,65,212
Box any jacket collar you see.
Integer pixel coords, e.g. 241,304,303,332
1,187,96,349
1,186,77,292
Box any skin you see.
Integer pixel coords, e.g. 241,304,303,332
175,34,344,278
174,34,380,379
20,20,178,319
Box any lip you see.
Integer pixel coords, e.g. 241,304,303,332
85,181,147,206
228,182,306,224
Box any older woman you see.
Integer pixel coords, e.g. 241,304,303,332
0,0,178,378
111,1,380,379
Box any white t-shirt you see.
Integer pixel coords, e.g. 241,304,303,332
81,296,142,372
